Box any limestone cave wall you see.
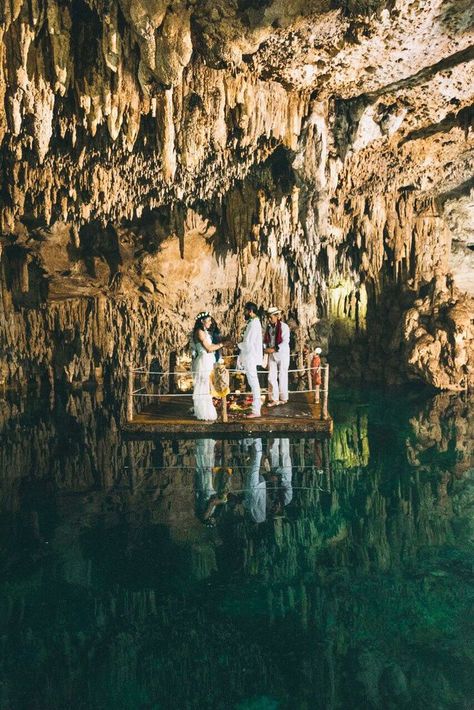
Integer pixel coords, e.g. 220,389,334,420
0,0,473,388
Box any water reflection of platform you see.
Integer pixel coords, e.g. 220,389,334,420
123,392,333,438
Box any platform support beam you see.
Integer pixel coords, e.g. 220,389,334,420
322,364,329,420
306,352,313,400
127,366,134,423
221,395,228,423
126,441,136,491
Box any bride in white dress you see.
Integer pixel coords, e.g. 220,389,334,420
191,312,223,421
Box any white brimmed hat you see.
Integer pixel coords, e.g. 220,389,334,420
315,347,322,354
267,306,281,316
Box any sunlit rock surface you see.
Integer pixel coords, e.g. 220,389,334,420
0,0,473,388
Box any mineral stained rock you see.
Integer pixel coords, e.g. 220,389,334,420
0,0,473,388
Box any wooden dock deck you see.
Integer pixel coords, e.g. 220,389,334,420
123,392,333,438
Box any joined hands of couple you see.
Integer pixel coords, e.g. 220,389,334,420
218,337,235,350
217,340,276,353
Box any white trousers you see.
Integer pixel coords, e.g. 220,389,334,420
269,438,293,505
268,353,289,402
244,439,265,523
245,365,261,415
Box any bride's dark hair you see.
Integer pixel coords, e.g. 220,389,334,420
193,311,211,339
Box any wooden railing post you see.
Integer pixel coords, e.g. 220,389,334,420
299,439,305,469
321,364,329,420
306,351,312,397
307,351,320,405
221,394,228,423
323,437,331,489
298,347,304,390
127,365,134,423
126,441,136,491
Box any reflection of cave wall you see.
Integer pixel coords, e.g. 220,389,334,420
1,245,48,309
0,390,472,709
1,564,472,709
0,387,157,506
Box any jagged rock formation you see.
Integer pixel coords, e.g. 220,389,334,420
0,0,473,388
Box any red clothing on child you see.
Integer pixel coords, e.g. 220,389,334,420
311,354,322,386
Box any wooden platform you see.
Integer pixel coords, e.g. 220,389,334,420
123,392,332,439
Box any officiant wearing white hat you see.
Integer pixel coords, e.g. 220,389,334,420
263,306,290,406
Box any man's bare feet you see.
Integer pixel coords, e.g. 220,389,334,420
267,401,281,408
246,412,261,418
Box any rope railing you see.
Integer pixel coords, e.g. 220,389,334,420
132,365,322,376
132,386,147,395
131,350,314,375
132,387,327,398
119,484,332,494
115,478,332,496
124,464,326,471
126,360,329,424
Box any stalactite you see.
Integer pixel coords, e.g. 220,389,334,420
0,0,472,390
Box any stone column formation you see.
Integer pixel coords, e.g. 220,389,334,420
0,0,472,388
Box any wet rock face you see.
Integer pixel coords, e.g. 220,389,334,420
0,0,473,387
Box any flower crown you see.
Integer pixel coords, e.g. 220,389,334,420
197,311,211,319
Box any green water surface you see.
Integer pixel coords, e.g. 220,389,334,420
0,387,472,709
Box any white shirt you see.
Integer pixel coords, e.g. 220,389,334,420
269,321,290,360
238,317,263,368
267,325,276,348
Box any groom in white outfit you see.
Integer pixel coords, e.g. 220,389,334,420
242,438,266,522
269,438,293,510
264,306,290,406
237,301,264,418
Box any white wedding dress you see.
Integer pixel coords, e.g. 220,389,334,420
192,331,217,421
195,438,216,512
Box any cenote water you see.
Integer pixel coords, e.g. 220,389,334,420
0,386,473,709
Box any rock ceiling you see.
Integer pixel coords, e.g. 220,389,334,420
1,0,472,220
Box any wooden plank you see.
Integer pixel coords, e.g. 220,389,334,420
123,420,333,439
122,391,333,438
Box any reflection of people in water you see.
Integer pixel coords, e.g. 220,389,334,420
242,438,265,523
195,439,231,527
195,438,217,524
268,438,293,516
